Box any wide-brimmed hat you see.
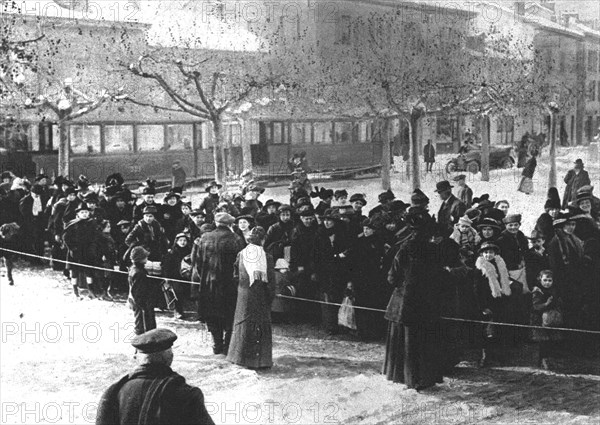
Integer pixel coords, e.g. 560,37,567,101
142,206,157,215
117,220,132,227
528,229,545,240
235,214,255,224
378,189,395,203
389,199,409,213
164,191,180,201
277,204,293,214
362,217,378,230
188,208,205,217
476,217,501,231
64,187,77,196
299,208,315,217
83,192,99,204
435,181,453,193
577,185,594,196
411,188,429,206
405,206,432,229
503,214,522,224
34,173,48,182
262,199,281,211
214,212,235,225
478,242,500,254
334,189,348,199
321,208,340,221
295,197,312,209
205,181,222,192
452,174,467,182
349,193,367,206
575,191,592,204
553,211,573,227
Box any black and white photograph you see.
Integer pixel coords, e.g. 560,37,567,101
1,0,599,423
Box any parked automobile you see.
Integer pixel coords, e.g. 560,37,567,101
445,145,515,174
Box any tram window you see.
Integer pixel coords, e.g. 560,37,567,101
291,123,311,144
70,125,101,154
105,125,133,153
0,122,30,151
273,122,283,144
166,124,193,151
334,122,353,144
137,125,165,152
358,122,370,143
313,122,332,144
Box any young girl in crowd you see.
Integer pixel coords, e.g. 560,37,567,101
474,242,512,367
531,270,563,370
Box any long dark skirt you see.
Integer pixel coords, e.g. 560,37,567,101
227,320,273,369
382,321,443,390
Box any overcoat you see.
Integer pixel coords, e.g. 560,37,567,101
63,218,103,268
226,250,276,369
562,169,591,208
437,194,466,234
96,363,215,425
193,226,245,325
125,220,169,262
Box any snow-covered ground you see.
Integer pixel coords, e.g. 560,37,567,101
1,146,599,425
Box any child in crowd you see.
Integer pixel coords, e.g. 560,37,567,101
450,216,481,253
531,270,563,370
524,230,549,292
474,242,512,367
0,223,20,286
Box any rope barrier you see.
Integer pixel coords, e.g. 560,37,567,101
2,246,600,336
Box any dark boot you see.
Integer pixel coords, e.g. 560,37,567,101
73,285,80,297
223,331,233,356
211,331,224,355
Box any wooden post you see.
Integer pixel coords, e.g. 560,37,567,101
410,109,421,190
381,119,391,190
481,115,490,182
549,111,557,188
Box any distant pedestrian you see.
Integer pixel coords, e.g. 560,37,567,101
453,175,473,208
128,246,159,335
517,148,538,195
423,139,436,173
171,161,186,191
562,159,591,209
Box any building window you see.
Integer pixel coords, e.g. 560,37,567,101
104,125,133,153
70,124,101,154
334,122,353,144
313,122,332,144
336,15,352,45
588,50,598,73
225,123,242,146
137,125,164,152
358,122,371,143
166,124,193,151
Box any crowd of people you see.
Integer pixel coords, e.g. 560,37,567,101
0,161,599,387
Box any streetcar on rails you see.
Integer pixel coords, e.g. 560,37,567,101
13,117,395,185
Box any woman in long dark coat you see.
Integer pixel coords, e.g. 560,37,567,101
548,212,584,329
227,227,276,369
382,208,443,390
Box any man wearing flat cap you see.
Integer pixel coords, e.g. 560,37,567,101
96,328,215,425
436,180,466,235
193,212,245,354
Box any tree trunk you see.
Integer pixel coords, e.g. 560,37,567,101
481,115,490,182
549,112,557,188
410,110,421,190
212,117,225,184
240,118,253,173
381,119,391,190
57,119,70,178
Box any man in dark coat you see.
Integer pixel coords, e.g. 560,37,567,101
423,139,435,173
562,159,591,208
96,328,215,425
290,209,319,305
19,184,50,259
193,212,245,354
264,204,295,262
436,180,466,235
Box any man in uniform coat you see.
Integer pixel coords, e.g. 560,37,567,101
193,212,245,354
96,328,215,425
435,180,466,235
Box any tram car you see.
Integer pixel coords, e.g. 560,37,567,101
24,117,391,184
